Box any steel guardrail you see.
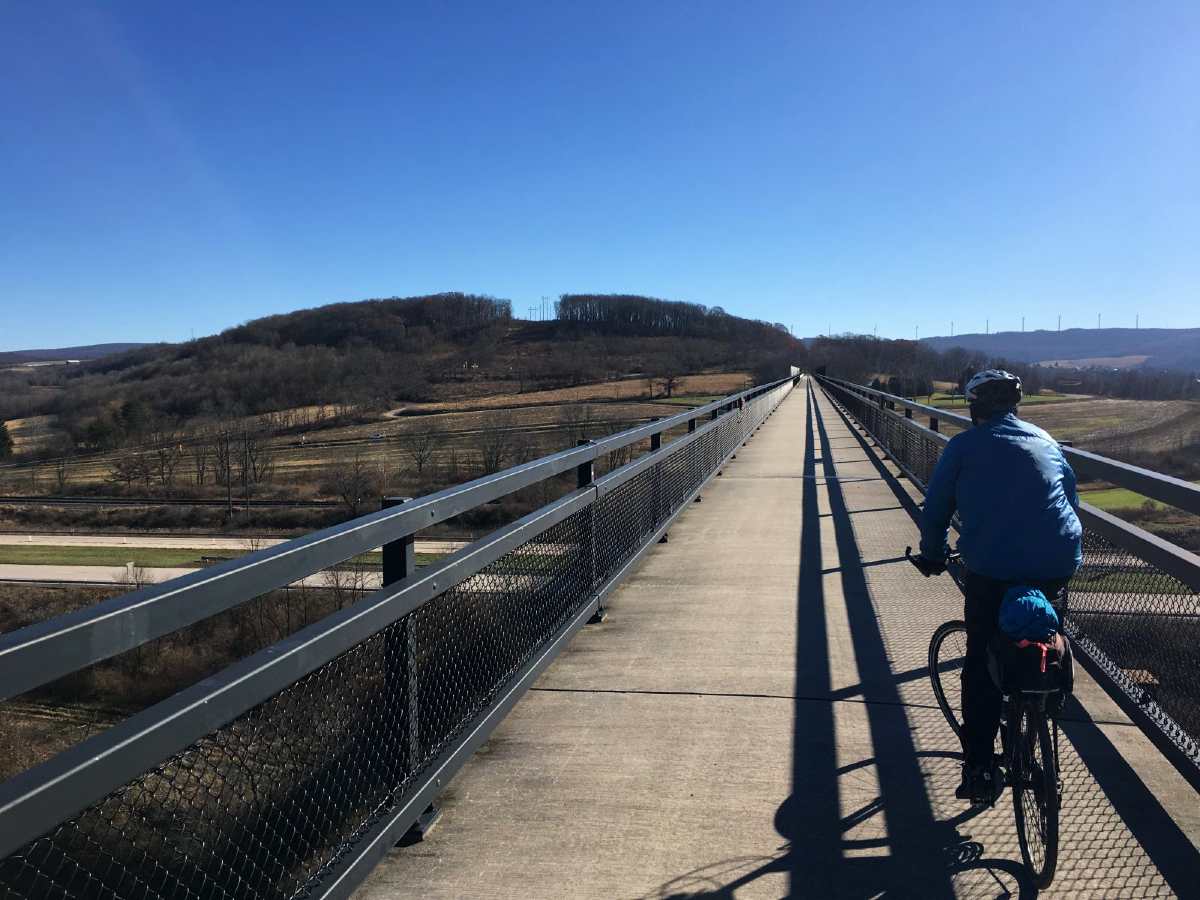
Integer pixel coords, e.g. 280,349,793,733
0,377,791,704
816,374,1200,790
0,374,800,899
817,375,1200,517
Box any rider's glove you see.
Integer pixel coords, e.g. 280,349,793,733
911,554,947,577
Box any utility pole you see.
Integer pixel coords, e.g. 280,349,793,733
986,318,989,335
1021,316,1025,333
915,325,919,341
1058,314,1061,333
1136,314,1139,329
1098,313,1101,329
951,320,954,337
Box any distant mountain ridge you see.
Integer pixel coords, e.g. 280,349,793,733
0,343,153,365
920,327,1200,371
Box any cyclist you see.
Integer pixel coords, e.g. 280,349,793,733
911,370,1082,803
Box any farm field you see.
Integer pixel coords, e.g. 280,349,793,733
1079,482,1200,513
1022,397,1200,453
0,373,748,496
926,390,1086,409
3,415,56,455
399,371,751,414
933,395,1200,453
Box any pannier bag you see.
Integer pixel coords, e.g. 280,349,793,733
988,631,1074,698
988,584,1075,708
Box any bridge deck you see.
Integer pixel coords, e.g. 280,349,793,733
355,382,1199,899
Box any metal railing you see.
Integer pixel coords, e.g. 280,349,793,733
817,375,1200,788
0,375,799,900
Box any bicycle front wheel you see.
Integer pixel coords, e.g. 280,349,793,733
1011,702,1060,888
929,620,968,741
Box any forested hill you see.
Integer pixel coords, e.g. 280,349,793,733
0,343,150,365
920,327,1200,371
0,293,799,448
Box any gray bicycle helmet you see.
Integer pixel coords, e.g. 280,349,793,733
965,369,1022,414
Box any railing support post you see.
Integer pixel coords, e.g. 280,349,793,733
577,441,603,623
929,417,940,433
905,407,912,419
381,497,438,844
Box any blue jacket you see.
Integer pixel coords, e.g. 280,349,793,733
919,412,1083,581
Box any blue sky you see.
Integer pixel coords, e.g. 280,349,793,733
2,1,1198,350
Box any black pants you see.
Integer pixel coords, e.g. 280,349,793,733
962,571,1069,767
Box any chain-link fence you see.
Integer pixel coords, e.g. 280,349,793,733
817,375,1200,785
0,378,796,900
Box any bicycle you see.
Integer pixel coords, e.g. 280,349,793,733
908,547,1063,889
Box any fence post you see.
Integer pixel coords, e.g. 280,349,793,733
577,440,603,622
648,419,668,541
381,497,438,842
905,407,913,419
929,416,940,433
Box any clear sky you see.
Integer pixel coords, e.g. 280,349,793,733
3,1,1198,350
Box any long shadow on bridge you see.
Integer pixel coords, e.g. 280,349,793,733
650,385,999,899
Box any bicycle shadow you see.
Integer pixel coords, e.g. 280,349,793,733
639,788,1035,900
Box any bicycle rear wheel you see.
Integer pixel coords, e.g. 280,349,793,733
1011,702,1060,888
928,620,968,740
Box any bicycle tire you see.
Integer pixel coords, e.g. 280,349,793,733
928,620,968,741
1011,701,1060,888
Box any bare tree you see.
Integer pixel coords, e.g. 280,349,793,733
151,427,183,488
321,557,371,610
402,422,442,478
108,453,151,489
189,431,211,485
560,404,594,445
442,445,463,483
510,431,539,466
212,426,236,517
238,427,275,498
605,441,634,474
658,369,684,399
53,454,71,493
478,413,515,475
323,451,379,517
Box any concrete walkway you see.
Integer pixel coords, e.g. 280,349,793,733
354,382,1198,899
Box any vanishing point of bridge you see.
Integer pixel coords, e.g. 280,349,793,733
0,378,1196,899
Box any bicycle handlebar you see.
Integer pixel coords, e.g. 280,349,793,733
905,545,961,577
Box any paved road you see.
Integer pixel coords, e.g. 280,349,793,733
0,532,466,554
0,535,466,586
0,564,394,589
354,380,1198,899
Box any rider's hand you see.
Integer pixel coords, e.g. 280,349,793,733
911,554,947,577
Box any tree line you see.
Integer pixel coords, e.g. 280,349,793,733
803,334,1199,403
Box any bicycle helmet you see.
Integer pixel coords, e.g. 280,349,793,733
964,369,1022,414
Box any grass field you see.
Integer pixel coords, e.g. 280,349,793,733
1080,483,1200,513
925,391,1085,409
1023,397,1200,452
0,545,442,568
